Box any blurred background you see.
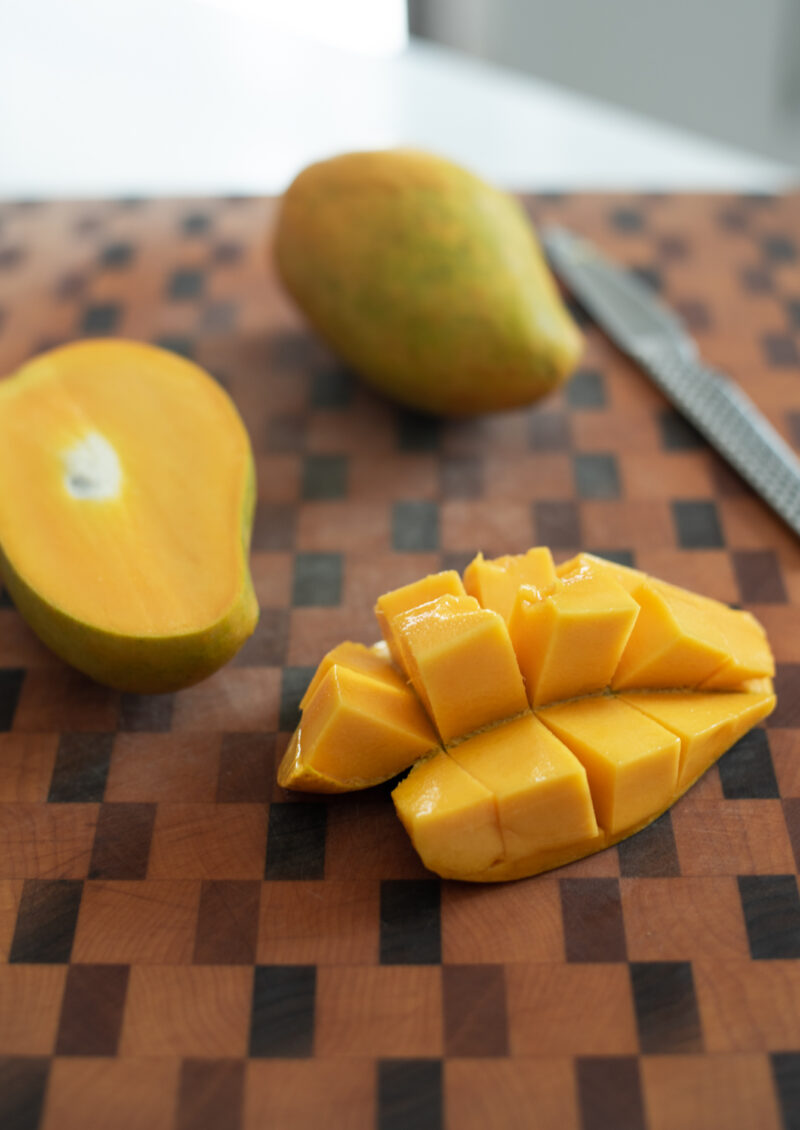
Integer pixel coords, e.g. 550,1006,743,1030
1,0,798,197
409,0,800,166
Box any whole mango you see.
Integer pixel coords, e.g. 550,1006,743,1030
273,150,583,416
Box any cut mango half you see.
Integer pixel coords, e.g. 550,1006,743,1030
278,547,775,881
0,340,258,691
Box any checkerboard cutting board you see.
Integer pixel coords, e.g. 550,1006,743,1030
1,193,800,1130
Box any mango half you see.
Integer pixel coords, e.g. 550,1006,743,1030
278,550,775,882
273,149,583,415
0,340,258,692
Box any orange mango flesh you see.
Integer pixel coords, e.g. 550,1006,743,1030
281,548,775,882
464,547,557,622
537,696,681,836
509,572,639,707
557,551,644,592
610,581,732,690
619,690,776,791
393,593,528,743
560,555,774,691
277,664,438,792
392,751,506,877
396,734,606,883
610,580,775,691
395,685,773,881
697,608,774,689
298,640,407,710
0,340,258,692
375,570,466,665
449,713,599,857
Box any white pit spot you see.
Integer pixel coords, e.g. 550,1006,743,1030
63,432,122,500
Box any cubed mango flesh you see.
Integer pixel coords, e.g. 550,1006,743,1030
626,578,774,688
393,594,528,743
611,581,733,690
275,729,342,794
392,751,505,879
277,664,439,792
375,570,466,665
279,553,776,883
612,579,774,690
556,552,644,594
509,571,639,706
464,547,557,622
537,696,681,836
448,713,598,857
619,689,775,790
697,607,774,688
299,640,408,710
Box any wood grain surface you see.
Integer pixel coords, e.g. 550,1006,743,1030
0,192,799,1130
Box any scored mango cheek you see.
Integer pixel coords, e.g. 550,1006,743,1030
392,683,776,882
281,550,775,883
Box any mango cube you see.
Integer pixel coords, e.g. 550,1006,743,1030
619,690,776,789
634,580,773,688
697,607,774,689
278,665,439,791
393,751,505,879
375,570,466,665
394,594,528,744
449,713,599,859
464,547,557,622
538,696,680,836
611,581,732,690
509,572,639,706
299,640,407,710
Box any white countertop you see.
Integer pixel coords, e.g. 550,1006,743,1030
1,0,796,198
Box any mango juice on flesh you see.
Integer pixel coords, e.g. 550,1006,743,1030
375,570,466,666
464,548,557,622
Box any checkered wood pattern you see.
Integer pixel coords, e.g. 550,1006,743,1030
1,192,800,1130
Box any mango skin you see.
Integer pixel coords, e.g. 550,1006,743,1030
0,343,259,694
273,150,583,415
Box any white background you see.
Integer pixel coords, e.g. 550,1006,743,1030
1,0,795,198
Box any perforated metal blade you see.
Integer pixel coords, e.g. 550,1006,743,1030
543,225,800,540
